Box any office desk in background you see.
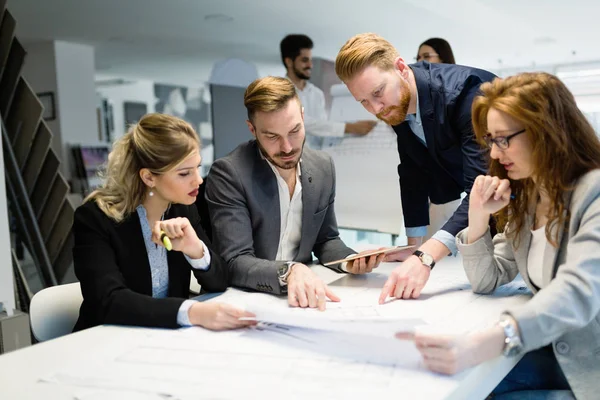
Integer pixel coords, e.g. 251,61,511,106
0,256,531,400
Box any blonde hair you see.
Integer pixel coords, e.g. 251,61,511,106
86,113,200,222
335,33,399,82
244,76,300,122
472,72,600,247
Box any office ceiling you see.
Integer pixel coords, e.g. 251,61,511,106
8,0,597,85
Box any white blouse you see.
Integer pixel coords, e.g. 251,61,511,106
527,225,547,288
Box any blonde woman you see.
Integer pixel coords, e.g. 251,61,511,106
73,113,255,331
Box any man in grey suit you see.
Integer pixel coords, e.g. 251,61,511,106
206,76,383,310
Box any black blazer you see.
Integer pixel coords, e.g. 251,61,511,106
393,62,496,236
72,201,228,331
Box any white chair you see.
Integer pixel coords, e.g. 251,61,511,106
29,282,83,342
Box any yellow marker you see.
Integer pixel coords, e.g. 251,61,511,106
160,231,173,251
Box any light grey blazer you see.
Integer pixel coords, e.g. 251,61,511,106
205,140,354,295
456,169,600,399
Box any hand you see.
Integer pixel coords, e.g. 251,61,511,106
347,120,377,135
384,247,415,262
395,325,505,375
470,175,511,217
189,302,257,331
287,264,340,311
152,217,203,258
346,248,386,274
378,255,431,303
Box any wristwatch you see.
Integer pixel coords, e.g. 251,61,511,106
498,314,523,357
413,250,435,269
277,261,296,290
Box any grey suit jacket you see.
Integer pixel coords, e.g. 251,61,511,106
206,140,354,295
456,169,600,399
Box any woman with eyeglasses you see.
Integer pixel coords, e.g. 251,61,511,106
416,38,456,64
398,72,600,399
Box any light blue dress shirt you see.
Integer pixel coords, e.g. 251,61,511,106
136,205,211,326
404,92,458,256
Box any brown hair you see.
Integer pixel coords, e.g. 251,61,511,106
335,33,399,82
472,72,600,246
86,113,199,222
419,38,456,64
244,76,300,122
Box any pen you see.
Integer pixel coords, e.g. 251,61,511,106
160,231,173,251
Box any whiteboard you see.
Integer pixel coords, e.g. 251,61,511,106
321,84,404,235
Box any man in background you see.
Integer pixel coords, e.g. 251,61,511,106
280,34,377,148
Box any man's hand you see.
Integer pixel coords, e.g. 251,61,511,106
378,255,431,303
287,263,340,311
346,249,386,274
189,302,257,331
346,120,377,135
383,247,416,262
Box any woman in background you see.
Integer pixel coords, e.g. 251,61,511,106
417,38,456,64
73,113,255,331
400,72,600,399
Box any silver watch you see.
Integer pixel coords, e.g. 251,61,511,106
277,261,296,288
499,315,523,357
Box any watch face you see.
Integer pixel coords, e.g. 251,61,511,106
422,254,434,265
277,264,289,278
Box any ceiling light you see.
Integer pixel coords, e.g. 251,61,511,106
204,13,234,23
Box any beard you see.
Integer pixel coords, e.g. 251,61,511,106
293,65,311,80
258,138,305,170
376,78,411,126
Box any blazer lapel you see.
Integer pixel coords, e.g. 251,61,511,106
541,192,572,285
119,213,153,295
411,65,439,164
298,158,317,259
254,145,282,260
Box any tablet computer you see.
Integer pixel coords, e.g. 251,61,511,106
322,245,415,266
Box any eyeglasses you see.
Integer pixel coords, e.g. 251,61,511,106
416,52,439,62
483,129,526,150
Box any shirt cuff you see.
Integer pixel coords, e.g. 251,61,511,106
339,253,358,273
406,226,427,238
177,299,197,327
431,230,458,256
184,241,211,270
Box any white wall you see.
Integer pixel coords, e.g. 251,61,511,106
95,80,156,140
22,41,98,179
54,41,99,177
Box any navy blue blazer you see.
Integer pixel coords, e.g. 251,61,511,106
392,62,496,237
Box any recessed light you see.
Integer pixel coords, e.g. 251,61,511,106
204,13,234,23
533,37,556,45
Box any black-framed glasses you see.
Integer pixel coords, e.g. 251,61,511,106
416,52,439,62
484,129,526,150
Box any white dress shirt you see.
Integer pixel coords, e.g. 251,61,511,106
291,78,346,138
265,160,304,261
527,225,547,288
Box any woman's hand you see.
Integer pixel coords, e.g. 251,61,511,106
468,175,511,243
470,175,512,216
152,217,204,259
396,325,505,375
189,302,257,330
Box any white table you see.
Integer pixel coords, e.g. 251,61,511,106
0,256,531,400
